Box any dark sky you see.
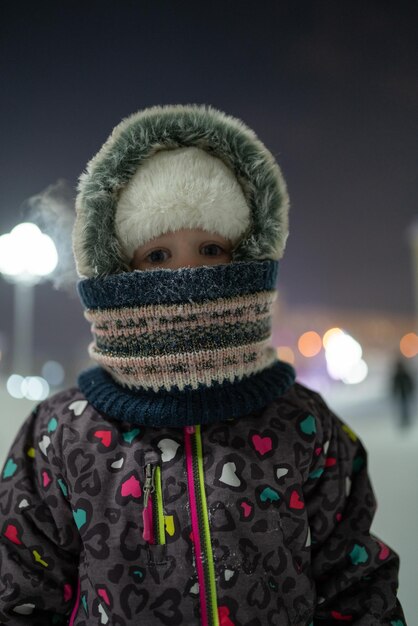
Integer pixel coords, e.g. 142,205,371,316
0,1,417,371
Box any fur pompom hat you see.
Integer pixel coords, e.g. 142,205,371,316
74,104,289,278
115,146,250,262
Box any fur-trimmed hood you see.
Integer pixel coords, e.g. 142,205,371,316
73,104,289,278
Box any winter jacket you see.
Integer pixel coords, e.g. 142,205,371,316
1,103,405,626
0,381,405,625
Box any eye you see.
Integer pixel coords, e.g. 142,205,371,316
200,243,226,257
145,249,170,263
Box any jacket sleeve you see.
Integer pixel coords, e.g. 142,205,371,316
303,399,406,625
0,403,81,625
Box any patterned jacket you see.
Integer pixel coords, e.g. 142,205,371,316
0,382,405,625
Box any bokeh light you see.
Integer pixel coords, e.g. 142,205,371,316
6,374,50,400
400,333,418,358
22,377,50,401
42,360,65,386
341,359,368,385
0,223,58,282
325,332,365,382
298,331,322,357
6,375,25,399
322,327,344,349
277,346,295,364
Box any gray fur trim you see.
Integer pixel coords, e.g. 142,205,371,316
74,104,289,277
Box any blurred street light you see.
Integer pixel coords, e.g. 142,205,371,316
0,222,58,378
400,332,418,358
325,331,367,384
6,374,50,400
322,327,344,349
298,331,322,357
276,346,295,365
41,360,65,386
0,222,58,282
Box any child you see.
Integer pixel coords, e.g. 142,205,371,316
0,105,406,625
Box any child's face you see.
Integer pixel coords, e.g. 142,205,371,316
130,228,233,271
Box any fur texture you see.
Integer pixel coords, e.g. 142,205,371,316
74,104,289,278
115,147,250,260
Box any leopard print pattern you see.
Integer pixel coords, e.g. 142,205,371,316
0,384,405,625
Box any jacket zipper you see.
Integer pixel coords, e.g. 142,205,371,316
184,425,219,626
143,463,165,545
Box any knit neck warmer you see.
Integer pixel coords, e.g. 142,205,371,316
77,260,295,427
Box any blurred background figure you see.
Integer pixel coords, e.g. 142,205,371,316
392,358,415,429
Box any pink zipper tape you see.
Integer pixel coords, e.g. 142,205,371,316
142,494,154,544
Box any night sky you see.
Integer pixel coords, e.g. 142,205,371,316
0,1,417,371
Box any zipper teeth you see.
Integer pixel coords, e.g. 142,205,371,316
151,490,158,544
185,428,209,625
143,463,155,544
195,429,218,626
148,492,155,544
191,434,215,621
186,426,219,626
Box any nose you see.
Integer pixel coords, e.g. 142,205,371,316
171,252,202,269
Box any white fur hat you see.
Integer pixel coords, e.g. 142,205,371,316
115,147,250,260
74,105,289,278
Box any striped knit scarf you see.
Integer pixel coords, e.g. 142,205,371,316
77,261,295,427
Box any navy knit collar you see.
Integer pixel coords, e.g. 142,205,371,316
77,260,296,427
78,362,296,428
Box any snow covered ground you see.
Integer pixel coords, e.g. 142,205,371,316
0,378,416,622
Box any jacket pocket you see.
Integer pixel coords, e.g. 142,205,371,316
142,459,166,547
